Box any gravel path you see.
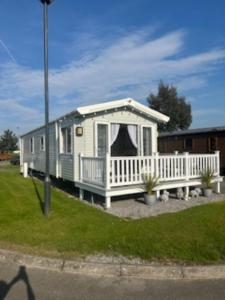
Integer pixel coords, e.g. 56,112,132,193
81,182,225,219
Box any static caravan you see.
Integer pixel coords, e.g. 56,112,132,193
20,98,222,208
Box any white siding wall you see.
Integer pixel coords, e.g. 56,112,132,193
59,154,74,180
21,123,56,176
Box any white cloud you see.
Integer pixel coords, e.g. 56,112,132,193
0,28,225,133
0,99,40,118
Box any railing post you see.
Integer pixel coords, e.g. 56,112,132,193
215,151,220,176
23,162,28,178
184,152,189,181
105,152,110,189
79,153,83,181
154,152,159,179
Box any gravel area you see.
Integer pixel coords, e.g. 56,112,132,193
106,192,225,219
80,182,225,219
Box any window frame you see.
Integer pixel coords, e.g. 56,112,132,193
141,126,153,156
208,136,218,152
40,135,45,151
184,137,193,151
30,137,34,154
60,127,72,154
95,122,110,157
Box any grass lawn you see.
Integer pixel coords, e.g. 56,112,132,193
0,164,225,264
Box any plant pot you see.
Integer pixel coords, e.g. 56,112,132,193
204,188,213,197
144,194,157,205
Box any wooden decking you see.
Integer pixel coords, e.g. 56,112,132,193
76,176,223,196
77,151,221,207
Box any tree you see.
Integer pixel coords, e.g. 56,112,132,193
147,81,192,132
0,129,18,151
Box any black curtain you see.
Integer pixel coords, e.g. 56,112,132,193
111,124,137,156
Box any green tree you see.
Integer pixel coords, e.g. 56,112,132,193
147,81,192,132
0,129,18,151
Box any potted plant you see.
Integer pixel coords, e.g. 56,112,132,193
201,168,214,197
144,174,159,205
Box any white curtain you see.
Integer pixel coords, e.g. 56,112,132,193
110,124,120,146
127,125,138,148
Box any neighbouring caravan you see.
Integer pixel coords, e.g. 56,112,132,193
158,126,225,175
20,98,222,208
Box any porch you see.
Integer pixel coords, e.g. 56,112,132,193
76,151,222,208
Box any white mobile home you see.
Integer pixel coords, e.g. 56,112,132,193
20,98,222,208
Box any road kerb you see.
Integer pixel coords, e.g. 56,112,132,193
1,248,225,280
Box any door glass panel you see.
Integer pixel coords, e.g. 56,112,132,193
97,124,108,157
143,127,152,156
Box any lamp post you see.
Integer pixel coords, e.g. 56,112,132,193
40,0,54,216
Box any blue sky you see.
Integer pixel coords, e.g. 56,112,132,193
0,0,225,135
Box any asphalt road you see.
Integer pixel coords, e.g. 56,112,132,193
0,261,225,300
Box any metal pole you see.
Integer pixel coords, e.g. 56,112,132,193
43,1,51,216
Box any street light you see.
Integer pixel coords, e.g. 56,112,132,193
40,0,54,216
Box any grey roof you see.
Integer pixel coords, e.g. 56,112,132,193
159,125,225,137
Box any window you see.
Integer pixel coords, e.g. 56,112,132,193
30,137,34,154
40,135,45,151
61,127,72,154
142,127,152,156
208,137,217,152
184,138,192,150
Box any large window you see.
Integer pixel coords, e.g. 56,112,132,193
111,124,138,156
142,127,152,156
61,127,72,154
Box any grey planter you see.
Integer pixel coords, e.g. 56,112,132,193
144,194,157,205
204,188,213,197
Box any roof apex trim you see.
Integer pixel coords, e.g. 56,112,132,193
20,98,169,137
77,98,169,123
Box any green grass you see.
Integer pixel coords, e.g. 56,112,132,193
0,165,225,264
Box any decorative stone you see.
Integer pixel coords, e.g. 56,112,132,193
190,190,199,198
195,188,202,196
160,190,170,202
176,188,184,200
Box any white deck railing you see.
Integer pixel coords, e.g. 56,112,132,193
80,151,220,188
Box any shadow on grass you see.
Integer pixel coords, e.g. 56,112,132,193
30,171,120,208
0,265,35,299
31,176,44,215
